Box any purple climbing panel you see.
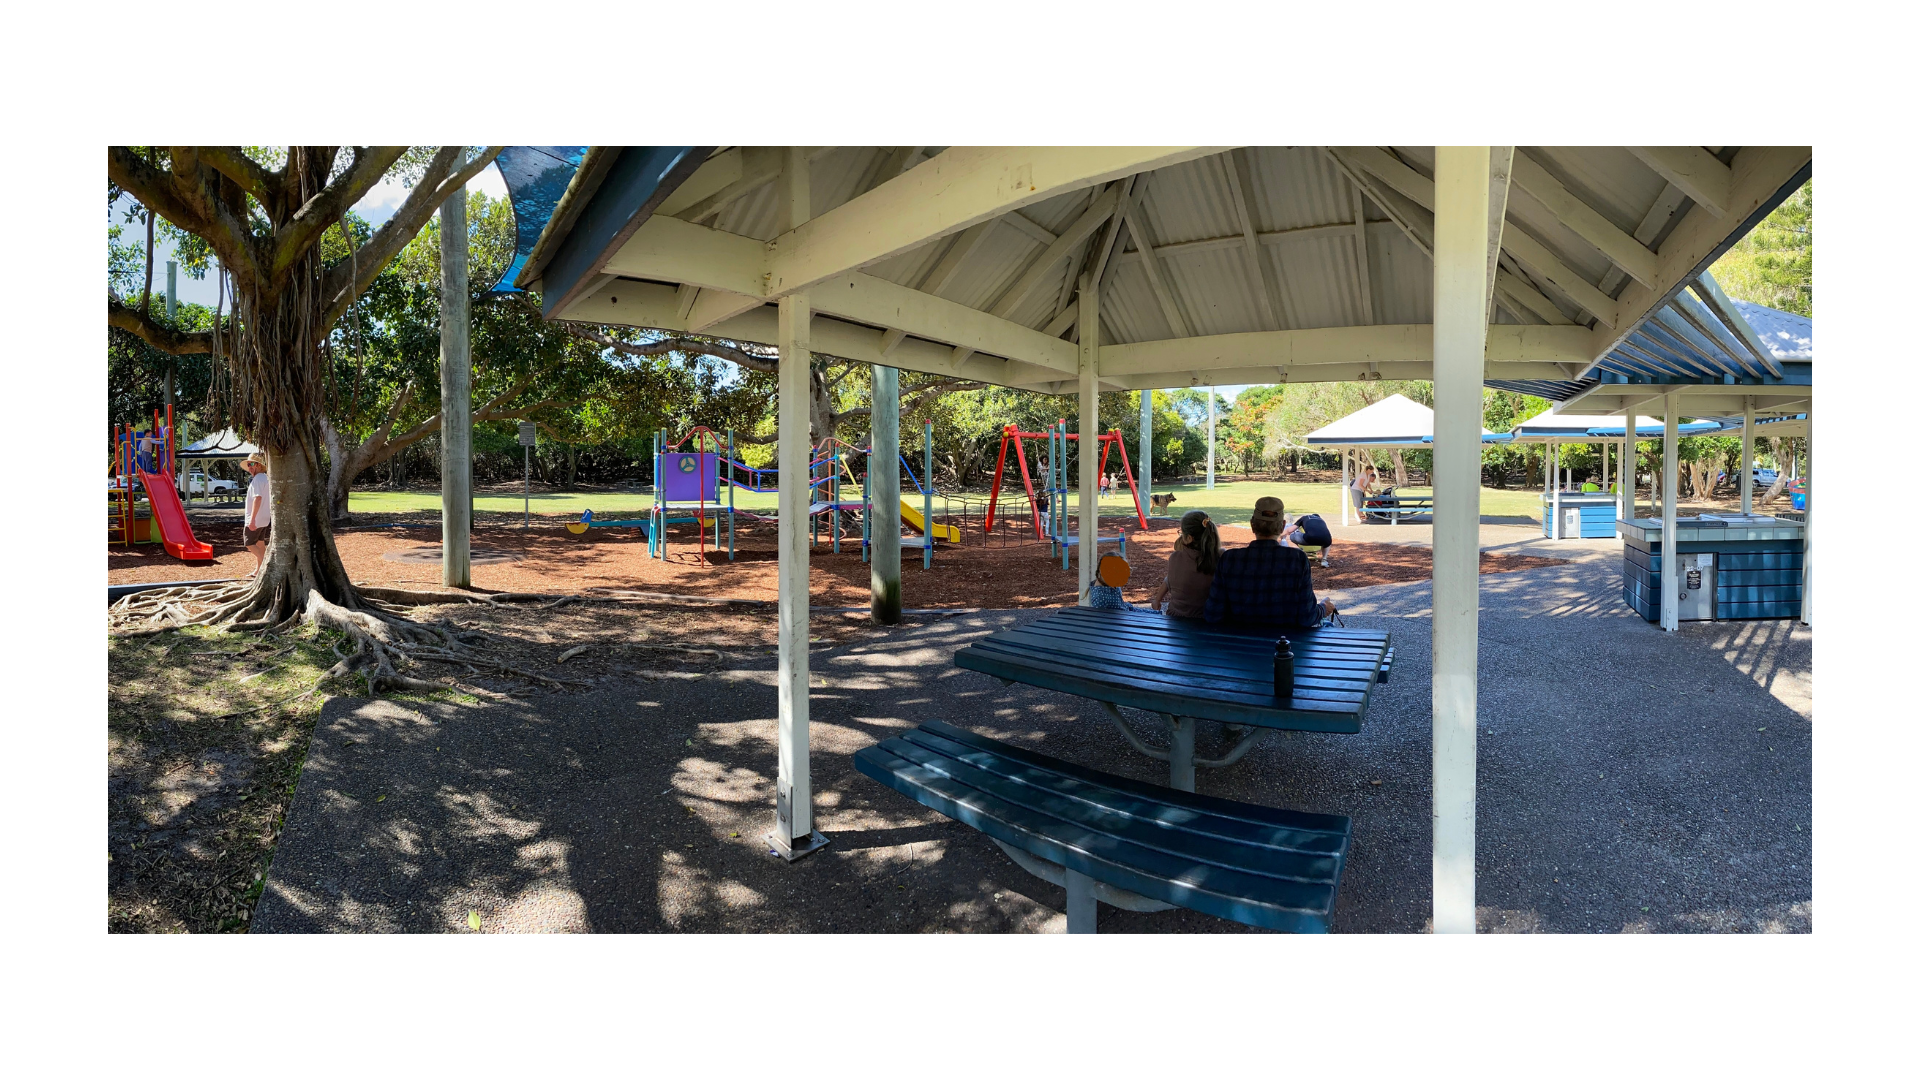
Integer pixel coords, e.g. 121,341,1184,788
661,452,719,501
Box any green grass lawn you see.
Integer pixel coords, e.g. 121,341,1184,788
1093,476,1549,525
349,486,783,518
350,476,1552,525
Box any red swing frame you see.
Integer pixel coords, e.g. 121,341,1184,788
984,423,1149,535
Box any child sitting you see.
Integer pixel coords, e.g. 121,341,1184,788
1084,553,1140,610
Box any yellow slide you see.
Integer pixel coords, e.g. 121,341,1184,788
899,500,959,543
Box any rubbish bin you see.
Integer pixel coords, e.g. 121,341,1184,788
1675,552,1716,621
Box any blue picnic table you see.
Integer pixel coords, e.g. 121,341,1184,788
849,606,1392,932
953,607,1392,791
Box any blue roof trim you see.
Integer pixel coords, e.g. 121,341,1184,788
483,146,589,296
1482,379,1598,401
538,146,708,319
1594,362,1812,389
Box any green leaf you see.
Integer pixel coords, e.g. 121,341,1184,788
468,910,481,931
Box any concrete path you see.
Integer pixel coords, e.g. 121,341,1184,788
256,561,1812,932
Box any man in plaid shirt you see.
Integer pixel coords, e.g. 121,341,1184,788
1204,496,1336,629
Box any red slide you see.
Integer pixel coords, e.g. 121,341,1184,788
138,471,215,561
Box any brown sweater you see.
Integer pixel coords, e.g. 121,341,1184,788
1162,544,1215,619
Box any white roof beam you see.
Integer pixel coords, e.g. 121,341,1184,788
1500,223,1619,327
1691,271,1783,377
763,146,1223,298
1320,145,1574,326
948,184,1122,367
1487,148,1515,320
1511,150,1659,287
1123,207,1193,338
1593,146,1811,364
1351,185,1374,325
1096,323,1589,377
879,219,997,355
1225,149,1283,331
1628,147,1733,218
812,271,1078,375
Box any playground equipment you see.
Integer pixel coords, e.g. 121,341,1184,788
109,404,213,562
860,421,958,570
984,422,1146,569
649,427,735,562
566,508,651,536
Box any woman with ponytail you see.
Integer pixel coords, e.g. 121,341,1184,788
1151,510,1220,619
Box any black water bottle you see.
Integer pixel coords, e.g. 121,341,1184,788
1273,636,1295,700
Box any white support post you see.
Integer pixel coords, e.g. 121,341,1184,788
1549,440,1561,539
1430,146,1491,935
1206,386,1216,490
1077,272,1100,602
1660,398,1680,633
770,147,826,861
1139,390,1153,513
1620,438,1631,524
871,365,902,624
1740,397,1755,515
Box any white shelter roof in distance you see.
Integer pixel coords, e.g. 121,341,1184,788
1508,408,1721,442
1305,393,1499,449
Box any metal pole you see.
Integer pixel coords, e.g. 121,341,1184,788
1660,397,1680,633
1205,387,1216,490
439,171,472,589
1077,286,1100,600
523,443,529,528
1430,146,1491,935
1740,397,1755,515
870,366,901,623
1341,449,1351,527
923,421,934,571
1139,390,1153,514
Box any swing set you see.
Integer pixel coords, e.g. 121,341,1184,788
984,422,1148,568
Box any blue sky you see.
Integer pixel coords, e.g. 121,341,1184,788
110,157,1255,403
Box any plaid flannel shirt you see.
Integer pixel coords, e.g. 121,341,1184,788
1202,538,1320,628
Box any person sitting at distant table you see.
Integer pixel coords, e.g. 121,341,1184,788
1204,496,1337,630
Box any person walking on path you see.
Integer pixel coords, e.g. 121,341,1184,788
243,452,271,577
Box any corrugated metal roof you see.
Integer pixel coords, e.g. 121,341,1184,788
558,145,1805,394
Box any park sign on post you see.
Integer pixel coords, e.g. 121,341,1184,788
519,421,538,446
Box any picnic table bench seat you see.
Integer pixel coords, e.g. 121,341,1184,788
853,721,1353,933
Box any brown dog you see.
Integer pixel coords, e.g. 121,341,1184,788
1149,492,1177,513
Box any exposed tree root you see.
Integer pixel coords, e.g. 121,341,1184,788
109,577,593,698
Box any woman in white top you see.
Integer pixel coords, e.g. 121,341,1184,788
1349,464,1375,523
243,452,271,577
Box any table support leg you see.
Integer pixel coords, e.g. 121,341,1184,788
1166,715,1195,792
1064,868,1098,933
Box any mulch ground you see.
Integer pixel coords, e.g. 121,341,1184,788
108,512,1565,608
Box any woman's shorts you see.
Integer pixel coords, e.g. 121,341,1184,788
244,524,271,546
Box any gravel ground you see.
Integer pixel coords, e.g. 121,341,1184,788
254,551,1811,933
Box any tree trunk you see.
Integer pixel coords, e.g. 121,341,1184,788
1391,449,1408,488
564,444,578,488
